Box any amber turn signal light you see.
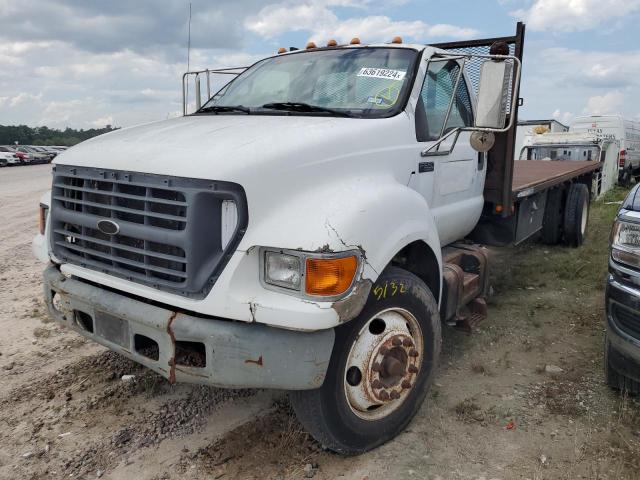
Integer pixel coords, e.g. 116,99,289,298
305,256,358,296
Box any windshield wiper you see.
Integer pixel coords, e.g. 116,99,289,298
197,105,251,114
260,102,353,117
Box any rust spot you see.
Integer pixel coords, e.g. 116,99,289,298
175,367,209,379
166,311,178,384
245,355,263,366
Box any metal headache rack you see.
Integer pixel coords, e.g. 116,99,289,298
182,67,247,115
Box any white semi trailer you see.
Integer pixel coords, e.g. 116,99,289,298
32,24,602,453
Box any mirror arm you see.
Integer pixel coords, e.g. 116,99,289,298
419,54,521,157
421,128,462,157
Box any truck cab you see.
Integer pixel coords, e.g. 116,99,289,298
33,26,562,454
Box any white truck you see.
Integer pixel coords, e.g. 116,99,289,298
519,131,620,197
32,23,601,453
571,115,640,186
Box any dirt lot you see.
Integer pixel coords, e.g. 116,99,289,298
1,164,639,480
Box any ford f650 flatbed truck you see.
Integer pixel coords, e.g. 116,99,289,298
33,23,601,453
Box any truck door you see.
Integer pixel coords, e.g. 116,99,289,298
414,59,484,245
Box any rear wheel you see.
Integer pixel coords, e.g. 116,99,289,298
620,168,633,187
563,183,589,247
541,187,564,245
289,266,441,454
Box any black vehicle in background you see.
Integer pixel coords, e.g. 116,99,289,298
606,183,640,394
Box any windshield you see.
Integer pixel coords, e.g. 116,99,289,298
201,47,418,118
521,145,601,161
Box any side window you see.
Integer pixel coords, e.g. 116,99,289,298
416,60,473,142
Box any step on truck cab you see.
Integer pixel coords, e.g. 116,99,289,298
33,23,598,453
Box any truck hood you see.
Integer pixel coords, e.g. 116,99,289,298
55,114,408,182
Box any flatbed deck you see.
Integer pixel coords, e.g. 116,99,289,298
512,160,602,196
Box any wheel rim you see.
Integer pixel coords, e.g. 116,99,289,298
580,195,588,236
343,308,424,421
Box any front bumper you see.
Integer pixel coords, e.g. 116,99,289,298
43,265,334,390
606,269,640,383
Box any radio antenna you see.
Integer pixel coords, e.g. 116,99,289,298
186,2,192,103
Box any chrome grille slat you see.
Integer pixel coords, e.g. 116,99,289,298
50,165,248,298
51,183,188,207
53,229,187,264
52,195,188,223
54,241,189,278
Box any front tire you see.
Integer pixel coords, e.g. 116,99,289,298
289,267,441,454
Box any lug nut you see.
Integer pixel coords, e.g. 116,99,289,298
371,379,382,389
402,338,414,347
408,365,419,374
408,348,419,357
372,362,381,372
392,337,402,347
379,390,389,400
401,380,412,389
390,390,400,400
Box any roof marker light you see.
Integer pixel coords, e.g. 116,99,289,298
350,37,361,45
306,41,317,49
277,47,286,54
391,36,402,44
327,39,338,47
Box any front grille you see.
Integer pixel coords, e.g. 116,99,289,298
50,165,248,298
612,302,640,340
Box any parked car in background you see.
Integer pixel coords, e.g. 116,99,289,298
0,146,24,165
606,183,640,395
16,146,51,164
0,147,21,167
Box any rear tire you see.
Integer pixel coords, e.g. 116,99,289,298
620,168,633,188
289,266,441,454
563,183,589,247
605,337,640,396
541,187,563,245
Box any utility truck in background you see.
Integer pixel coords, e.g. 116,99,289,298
33,23,602,453
519,131,620,198
571,115,640,187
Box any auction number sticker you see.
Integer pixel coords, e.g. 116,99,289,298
358,67,406,81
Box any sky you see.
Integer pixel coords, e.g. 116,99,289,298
0,0,639,129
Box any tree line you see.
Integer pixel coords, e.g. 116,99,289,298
0,124,119,146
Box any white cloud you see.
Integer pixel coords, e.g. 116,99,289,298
91,115,114,128
513,0,640,31
246,1,478,42
552,109,575,125
8,92,43,108
583,91,625,115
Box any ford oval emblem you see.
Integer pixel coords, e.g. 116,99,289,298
97,219,120,235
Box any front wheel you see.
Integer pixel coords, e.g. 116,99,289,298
289,266,441,454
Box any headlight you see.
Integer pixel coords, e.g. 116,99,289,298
262,248,359,298
264,251,302,290
611,219,640,268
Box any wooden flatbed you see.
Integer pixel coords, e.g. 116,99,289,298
512,160,602,197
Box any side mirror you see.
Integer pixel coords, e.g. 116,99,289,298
475,60,512,129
